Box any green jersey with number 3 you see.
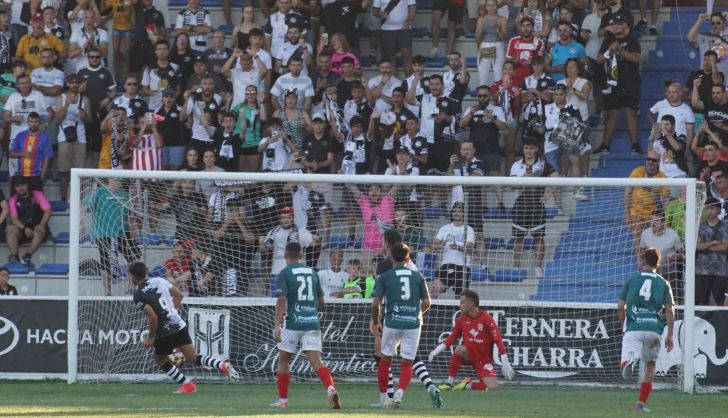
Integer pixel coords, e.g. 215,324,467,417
620,271,674,334
373,266,430,330
277,262,324,331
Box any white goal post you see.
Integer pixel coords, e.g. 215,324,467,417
67,169,705,393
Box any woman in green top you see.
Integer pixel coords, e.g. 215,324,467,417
395,205,422,260
0,59,25,111
232,84,267,172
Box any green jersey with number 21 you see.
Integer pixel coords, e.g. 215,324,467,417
373,266,430,330
620,271,674,334
277,263,324,331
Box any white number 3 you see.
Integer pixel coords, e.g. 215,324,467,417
639,279,652,301
400,278,411,300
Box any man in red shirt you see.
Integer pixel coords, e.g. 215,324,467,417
506,16,545,87
429,290,514,390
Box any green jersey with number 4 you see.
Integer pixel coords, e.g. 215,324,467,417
277,262,324,331
620,271,674,334
373,266,430,330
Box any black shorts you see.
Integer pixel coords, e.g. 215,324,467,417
426,140,457,175
240,146,260,156
511,195,546,238
381,29,413,60
154,327,192,356
96,235,142,275
434,0,466,22
603,87,640,111
438,263,471,296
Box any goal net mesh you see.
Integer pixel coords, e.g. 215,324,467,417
72,172,705,389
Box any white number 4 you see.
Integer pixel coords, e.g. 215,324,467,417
297,276,314,301
639,279,652,301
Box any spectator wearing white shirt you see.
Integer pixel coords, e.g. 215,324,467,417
3,74,50,151
640,209,685,304
430,202,476,299
318,249,349,297
67,11,108,73
180,75,223,153
259,118,297,171
221,48,267,107
648,81,695,146
263,0,308,65
367,57,401,113
648,114,689,179
274,26,313,76
141,40,182,112
372,0,416,75
270,56,315,112
174,0,213,52
30,48,63,114
384,144,419,202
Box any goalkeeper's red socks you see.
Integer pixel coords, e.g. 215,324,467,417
377,357,392,394
277,372,290,400
448,353,463,384
638,382,652,403
470,381,487,391
399,362,413,391
316,367,335,392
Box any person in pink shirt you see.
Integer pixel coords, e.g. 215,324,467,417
345,182,400,260
5,176,52,268
328,33,362,76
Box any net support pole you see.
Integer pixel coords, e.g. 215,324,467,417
67,169,82,383
682,180,698,393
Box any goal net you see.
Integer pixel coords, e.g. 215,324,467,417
68,169,705,392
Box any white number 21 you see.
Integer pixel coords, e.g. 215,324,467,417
297,276,314,301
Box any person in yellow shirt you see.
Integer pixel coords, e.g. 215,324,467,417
15,14,66,71
99,106,136,169
624,149,670,255
104,0,135,79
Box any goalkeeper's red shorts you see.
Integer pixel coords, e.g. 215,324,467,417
462,346,497,379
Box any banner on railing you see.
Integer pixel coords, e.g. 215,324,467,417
1,299,727,384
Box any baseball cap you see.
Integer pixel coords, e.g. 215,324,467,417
192,55,206,64
395,144,409,153
610,14,628,25
162,87,176,96
31,13,42,21
311,112,326,122
280,207,295,216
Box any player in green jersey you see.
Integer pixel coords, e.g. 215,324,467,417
618,247,675,413
272,242,341,410
371,242,431,409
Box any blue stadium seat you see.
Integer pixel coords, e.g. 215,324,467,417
484,207,510,220
36,263,69,275
353,239,363,249
416,236,429,250
50,200,69,212
483,237,504,250
490,269,526,283
424,206,444,220
471,268,489,282
53,232,70,244
140,232,167,246
531,283,584,302
326,235,352,249
545,262,592,282
422,268,438,281
4,263,30,274
421,252,438,270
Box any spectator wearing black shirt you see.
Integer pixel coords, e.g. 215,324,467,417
170,33,195,92
597,0,633,38
685,51,725,130
299,112,336,204
131,0,167,74
395,115,429,169
691,78,728,152
310,51,340,104
0,267,17,295
212,112,241,172
5,177,51,267
320,0,369,52
594,14,642,155
696,141,728,199
167,179,207,242
78,46,115,167
443,52,470,110
203,30,232,82
156,88,190,169
459,85,506,178
333,56,359,108
367,86,412,172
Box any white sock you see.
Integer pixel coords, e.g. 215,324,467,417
447,376,455,385
327,385,336,395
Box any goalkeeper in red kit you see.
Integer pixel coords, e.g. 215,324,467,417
429,290,515,391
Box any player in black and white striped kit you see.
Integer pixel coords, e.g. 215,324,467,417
131,261,240,393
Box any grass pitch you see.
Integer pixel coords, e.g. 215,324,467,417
0,381,726,417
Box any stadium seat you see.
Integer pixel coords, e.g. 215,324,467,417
483,237,504,250
326,235,352,249
490,269,526,283
421,252,438,270
505,237,533,251
50,201,69,212
36,263,69,275
424,206,444,220
471,268,489,282
53,232,70,244
139,232,167,246
530,283,584,302
416,236,429,250
484,207,510,220
4,262,30,274
422,268,438,281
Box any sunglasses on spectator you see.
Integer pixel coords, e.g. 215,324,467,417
88,55,101,59
645,158,659,163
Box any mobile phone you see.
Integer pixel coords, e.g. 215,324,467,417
321,33,329,46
